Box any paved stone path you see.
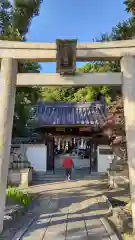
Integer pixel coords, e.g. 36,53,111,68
8,177,120,240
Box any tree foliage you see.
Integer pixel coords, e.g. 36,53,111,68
124,0,135,13
14,0,43,37
1,0,135,136
42,8,134,104
0,0,43,40
0,0,43,136
41,62,116,103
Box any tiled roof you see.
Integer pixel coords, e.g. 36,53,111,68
29,100,108,127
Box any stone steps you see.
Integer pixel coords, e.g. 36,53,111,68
32,171,66,183
32,170,102,184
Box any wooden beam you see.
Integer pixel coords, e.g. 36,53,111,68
1,39,135,61
15,73,122,86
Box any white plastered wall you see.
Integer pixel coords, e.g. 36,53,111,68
55,154,90,169
26,144,47,172
97,145,113,173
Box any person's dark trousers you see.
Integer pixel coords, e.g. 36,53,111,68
65,168,72,180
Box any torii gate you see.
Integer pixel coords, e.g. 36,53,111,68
0,39,135,232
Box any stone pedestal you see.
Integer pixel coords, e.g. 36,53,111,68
108,155,129,189
108,171,117,188
108,170,129,189
8,168,32,188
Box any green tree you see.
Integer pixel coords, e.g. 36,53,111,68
77,62,119,103
41,87,78,102
42,20,130,103
111,19,134,40
0,0,43,136
76,7,135,103
124,0,135,13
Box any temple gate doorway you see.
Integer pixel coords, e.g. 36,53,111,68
1,38,135,232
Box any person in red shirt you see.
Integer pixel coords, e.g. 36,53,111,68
62,154,74,180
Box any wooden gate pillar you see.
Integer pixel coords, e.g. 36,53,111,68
45,136,54,172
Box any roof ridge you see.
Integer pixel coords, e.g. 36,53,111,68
37,101,105,107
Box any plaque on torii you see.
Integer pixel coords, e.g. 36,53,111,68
56,39,77,75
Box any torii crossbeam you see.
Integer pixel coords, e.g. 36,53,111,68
0,39,135,233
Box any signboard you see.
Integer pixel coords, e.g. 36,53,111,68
79,127,91,132
56,39,77,75
56,128,65,132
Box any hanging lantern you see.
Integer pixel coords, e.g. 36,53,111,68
84,140,86,150
65,140,68,150
80,138,84,149
58,138,61,150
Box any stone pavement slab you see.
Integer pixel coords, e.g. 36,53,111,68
1,178,120,240
18,197,59,240
43,213,67,240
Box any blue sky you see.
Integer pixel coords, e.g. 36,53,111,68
27,0,130,73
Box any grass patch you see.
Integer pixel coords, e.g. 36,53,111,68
7,187,33,207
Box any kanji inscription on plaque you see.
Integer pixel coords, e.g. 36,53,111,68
56,39,77,75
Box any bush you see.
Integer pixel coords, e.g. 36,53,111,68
7,188,33,207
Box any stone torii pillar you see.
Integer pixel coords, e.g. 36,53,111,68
121,56,135,231
0,58,17,232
